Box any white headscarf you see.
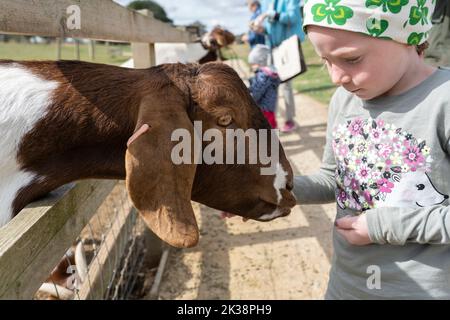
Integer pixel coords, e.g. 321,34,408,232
303,0,436,45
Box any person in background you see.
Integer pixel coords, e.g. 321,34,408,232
242,0,266,48
300,0,305,18
259,0,305,133
248,44,281,129
426,0,450,65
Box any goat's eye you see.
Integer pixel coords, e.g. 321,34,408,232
218,114,233,127
416,184,425,191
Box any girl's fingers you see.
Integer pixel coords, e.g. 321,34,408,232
335,215,356,229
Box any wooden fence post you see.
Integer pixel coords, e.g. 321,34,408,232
131,10,156,68
89,40,96,61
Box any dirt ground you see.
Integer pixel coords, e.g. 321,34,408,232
157,61,337,299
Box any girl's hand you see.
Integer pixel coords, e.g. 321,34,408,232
335,214,372,246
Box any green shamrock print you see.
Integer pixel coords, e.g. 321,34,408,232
365,0,409,14
366,18,390,37
408,0,429,25
407,32,424,44
311,0,354,26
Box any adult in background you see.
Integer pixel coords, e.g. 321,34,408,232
259,0,305,133
426,0,450,65
242,1,267,49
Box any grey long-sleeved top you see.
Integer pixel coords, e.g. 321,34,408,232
293,67,450,299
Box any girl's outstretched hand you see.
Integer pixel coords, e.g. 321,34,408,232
335,214,372,246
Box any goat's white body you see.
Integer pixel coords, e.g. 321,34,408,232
0,64,58,227
156,43,209,64
122,43,209,68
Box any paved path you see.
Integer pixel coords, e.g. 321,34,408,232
157,60,336,300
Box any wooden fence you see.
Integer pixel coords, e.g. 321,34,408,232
0,0,194,299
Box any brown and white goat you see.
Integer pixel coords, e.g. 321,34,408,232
123,26,236,67
0,60,296,248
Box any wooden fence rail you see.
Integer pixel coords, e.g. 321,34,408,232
0,0,194,43
0,181,116,299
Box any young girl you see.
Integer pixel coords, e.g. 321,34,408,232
248,44,281,129
294,0,450,299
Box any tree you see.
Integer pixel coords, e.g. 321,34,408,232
186,20,208,36
127,1,173,24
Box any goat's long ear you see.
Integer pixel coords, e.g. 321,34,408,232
125,93,198,248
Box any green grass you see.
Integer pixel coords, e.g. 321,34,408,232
221,44,250,64
222,40,336,105
292,40,336,105
0,42,132,66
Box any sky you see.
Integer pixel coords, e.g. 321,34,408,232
114,0,251,34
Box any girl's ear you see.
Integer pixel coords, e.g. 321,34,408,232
125,94,199,248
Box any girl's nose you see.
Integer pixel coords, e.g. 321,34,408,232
331,65,351,85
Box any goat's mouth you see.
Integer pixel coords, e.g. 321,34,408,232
252,197,292,222
255,206,291,222
217,195,293,223
222,203,291,223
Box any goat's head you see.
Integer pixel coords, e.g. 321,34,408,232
125,62,296,248
202,26,235,51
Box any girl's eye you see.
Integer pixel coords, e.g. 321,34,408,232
345,57,361,64
416,184,425,191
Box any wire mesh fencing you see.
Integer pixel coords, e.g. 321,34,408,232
34,181,160,300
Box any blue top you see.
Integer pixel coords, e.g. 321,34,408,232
260,0,305,48
248,7,267,48
249,67,281,112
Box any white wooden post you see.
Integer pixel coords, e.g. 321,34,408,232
131,10,156,68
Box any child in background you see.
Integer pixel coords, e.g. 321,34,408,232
248,44,281,129
291,0,450,299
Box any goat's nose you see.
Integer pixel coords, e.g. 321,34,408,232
286,180,294,192
279,189,297,208
445,195,449,199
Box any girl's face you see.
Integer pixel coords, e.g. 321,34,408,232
307,25,413,100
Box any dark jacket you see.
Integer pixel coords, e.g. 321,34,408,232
249,67,280,112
